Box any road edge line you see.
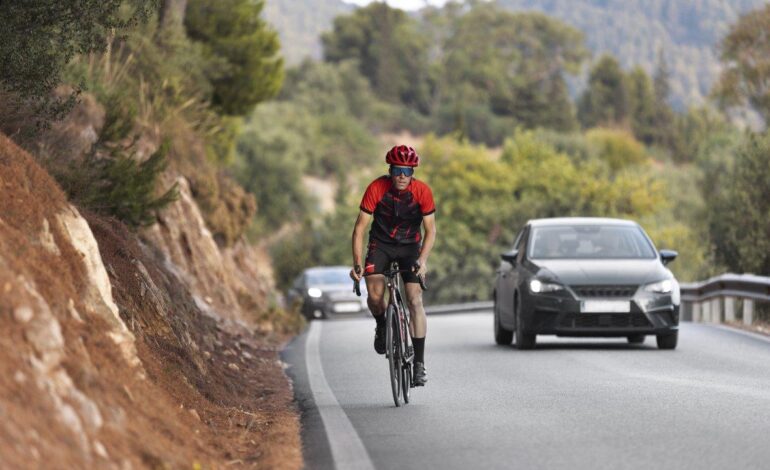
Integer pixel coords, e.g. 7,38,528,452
306,321,376,470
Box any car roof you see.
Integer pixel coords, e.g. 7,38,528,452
528,217,639,227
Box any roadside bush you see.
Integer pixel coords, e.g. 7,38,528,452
51,141,179,227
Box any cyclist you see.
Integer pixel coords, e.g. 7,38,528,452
350,145,437,386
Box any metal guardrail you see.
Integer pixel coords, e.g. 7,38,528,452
680,273,770,324
425,301,493,315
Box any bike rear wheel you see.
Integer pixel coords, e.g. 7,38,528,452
386,304,402,406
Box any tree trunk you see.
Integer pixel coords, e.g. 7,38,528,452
158,0,188,31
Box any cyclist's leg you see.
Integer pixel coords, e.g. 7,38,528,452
397,243,427,337
404,282,426,337
364,240,391,354
398,244,427,384
363,239,389,317
365,274,386,315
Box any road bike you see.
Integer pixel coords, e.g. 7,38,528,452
354,262,426,406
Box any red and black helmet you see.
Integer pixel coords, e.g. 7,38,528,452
385,145,420,167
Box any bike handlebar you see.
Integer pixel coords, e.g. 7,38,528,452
353,269,427,295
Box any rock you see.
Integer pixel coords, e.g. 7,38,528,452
203,351,211,360
189,409,201,421
242,351,253,360
94,441,108,459
14,371,26,383
57,207,143,371
13,305,33,323
68,298,83,323
228,363,240,371
38,218,60,255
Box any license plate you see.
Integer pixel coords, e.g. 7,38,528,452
581,300,630,313
333,302,362,313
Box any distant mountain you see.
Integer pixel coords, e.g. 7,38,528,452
263,0,353,64
495,0,766,108
264,0,766,108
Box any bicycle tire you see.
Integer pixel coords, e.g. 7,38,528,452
386,304,402,406
399,303,412,403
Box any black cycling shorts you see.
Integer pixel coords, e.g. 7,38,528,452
364,239,421,284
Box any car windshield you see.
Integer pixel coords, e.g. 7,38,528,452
306,268,351,285
529,225,656,259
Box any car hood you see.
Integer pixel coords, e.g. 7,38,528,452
532,259,668,286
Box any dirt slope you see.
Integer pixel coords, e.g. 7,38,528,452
0,134,302,469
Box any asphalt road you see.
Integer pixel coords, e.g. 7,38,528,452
282,312,770,470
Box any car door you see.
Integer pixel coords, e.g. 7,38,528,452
498,225,529,327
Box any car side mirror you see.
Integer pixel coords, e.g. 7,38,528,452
659,249,678,265
500,249,519,265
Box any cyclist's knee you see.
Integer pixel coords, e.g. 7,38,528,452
408,295,424,314
367,295,386,315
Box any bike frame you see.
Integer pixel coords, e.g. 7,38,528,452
355,261,426,406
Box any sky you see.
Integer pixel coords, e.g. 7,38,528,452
343,0,450,11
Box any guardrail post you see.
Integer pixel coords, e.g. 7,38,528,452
702,300,711,323
724,297,736,322
692,301,701,322
680,301,692,321
711,297,722,323
743,299,754,326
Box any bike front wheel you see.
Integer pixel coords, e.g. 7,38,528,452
386,304,402,406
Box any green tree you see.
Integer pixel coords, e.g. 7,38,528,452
321,2,431,113
649,50,679,150
626,67,657,144
705,132,770,275
234,126,310,232
578,55,629,128
713,4,770,122
185,0,284,115
439,4,587,137
0,0,156,120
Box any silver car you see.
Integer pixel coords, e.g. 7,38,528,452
287,266,369,319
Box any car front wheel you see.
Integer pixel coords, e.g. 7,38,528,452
514,294,536,350
656,331,678,350
494,292,513,345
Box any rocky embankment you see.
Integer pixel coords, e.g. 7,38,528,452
0,133,302,468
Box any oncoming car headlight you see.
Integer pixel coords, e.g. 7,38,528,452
644,279,673,294
529,279,564,294
307,287,323,298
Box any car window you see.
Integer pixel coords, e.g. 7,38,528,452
306,268,351,285
529,225,656,259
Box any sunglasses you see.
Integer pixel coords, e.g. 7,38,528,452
389,166,415,177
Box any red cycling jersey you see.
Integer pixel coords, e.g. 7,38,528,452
360,175,435,245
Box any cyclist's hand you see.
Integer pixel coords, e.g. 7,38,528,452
350,265,363,282
413,260,427,278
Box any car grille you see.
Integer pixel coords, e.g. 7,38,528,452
571,285,638,298
559,313,652,328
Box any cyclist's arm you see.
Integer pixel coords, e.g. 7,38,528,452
352,210,372,273
418,213,436,267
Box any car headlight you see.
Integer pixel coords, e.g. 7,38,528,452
643,279,673,294
307,287,323,298
529,279,563,293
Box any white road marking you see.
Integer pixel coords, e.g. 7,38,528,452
306,321,376,470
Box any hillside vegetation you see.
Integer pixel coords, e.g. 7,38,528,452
264,0,766,108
